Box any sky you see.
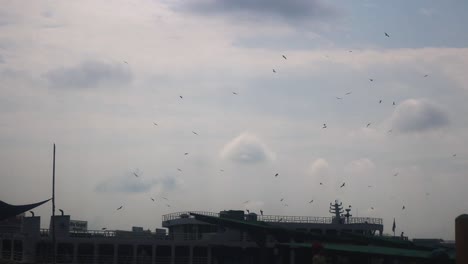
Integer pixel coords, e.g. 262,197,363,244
0,0,467,240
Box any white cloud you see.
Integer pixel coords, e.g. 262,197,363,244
390,99,449,133
220,132,275,164
308,158,329,176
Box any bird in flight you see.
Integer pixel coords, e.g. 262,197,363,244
184,152,189,155
368,185,373,188
133,172,139,178
220,169,224,172
177,168,182,172
388,129,393,133
345,92,352,95
117,206,123,210
402,206,406,210
393,101,396,106
322,124,327,129
153,122,158,126
123,61,128,64
179,95,183,99
320,182,323,185
162,197,168,200
282,55,287,60
192,131,199,135
243,200,250,204
366,123,371,128
348,50,353,53
371,207,374,210
452,154,457,157
232,92,238,95
394,172,399,177
275,173,279,177
260,210,263,216
385,32,390,37
151,198,155,202
280,198,284,202
336,97,343,100
309,200,314,203
369,78,374,82
340,182,346,188
379,100,382,104
424,74,429,77
272,69,276,73
102,227,107,230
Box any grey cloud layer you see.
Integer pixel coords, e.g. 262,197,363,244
44,61,132,89
175,0,336,21
390,99,449,133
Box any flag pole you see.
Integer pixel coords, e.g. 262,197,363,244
52,144,56,264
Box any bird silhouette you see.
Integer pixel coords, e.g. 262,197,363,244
309,200,314,203
393,101,396,106
371,207,374,210
367,123,371,128
282,55,287,60
275,173,279,177
369,78,374,82
368,185,373,188
161,197,168,200
349,205,352,208
385,32,390,37
179,95,183,99
388,129,393,133
29,211,34,217
153,122,158,126
151,198,155,202
280,198,284,202
177,168,182,172
348,50,353,53
192,131,199,135
220,169,224,172
379,100,382,104
394,172,399,177
424,74,429,77
320,182,323,185
117,206,123,210
402,206,406,210
133,172,139,177
260,210,263,215
232,92,238,95
345,92,352,95
340,182,346,188
184,152,189,155
272,69,276,73
322,124,327,129
336,97,343,100
453,154,457,157
243,200,250,204
123,61,128,64
102,227,107,230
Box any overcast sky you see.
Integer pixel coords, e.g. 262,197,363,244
1,0,467,240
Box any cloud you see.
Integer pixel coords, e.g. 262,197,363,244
44,61,132,89
95,173,181,193
220,132,275,164
308,158,329,176
174,0,336,22
345,158,375,175
390,99,449,133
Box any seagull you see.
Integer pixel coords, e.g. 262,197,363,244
179,95,183,99
322,124,327,129
379,100,382,104
452,154,457,157
177,168,182,172
184,152,189,155
133,172,139,178
280,198,284,202
402,206,406,210
123,61,128,64
366,123,371,128
161,197,168,200
371,207,374,210
393,101,396,106
153,122,158,126
336,97,343,100
29,211,34,217
368,185,373,188
320,182,323,185
309,200,314,203
275,173,279,177
102,227,107,231
424,74,429,77
192,131,199,135
260,210,263,215
282,55,287,60
345,92,352,95
340,182,346,188
394,172,399,177
369,78,374,82
117,206,123,210
385,32,390,37
272,69,276,73
348,50,353,53
220,169,224,172
388,129,393,133
232,92,238,95
243,200,250,204
151,198,155,202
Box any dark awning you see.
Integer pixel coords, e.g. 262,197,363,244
0,199,51,221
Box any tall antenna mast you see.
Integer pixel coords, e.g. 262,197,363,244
52,144,56,264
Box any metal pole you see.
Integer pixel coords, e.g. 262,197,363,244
52,144,56,264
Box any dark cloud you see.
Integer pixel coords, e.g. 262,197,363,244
45,61,132,89
390,99,449,133
95,173,181,193
175,0,336,22
220,132,275,164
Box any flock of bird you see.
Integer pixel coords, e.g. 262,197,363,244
110,31,457,229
